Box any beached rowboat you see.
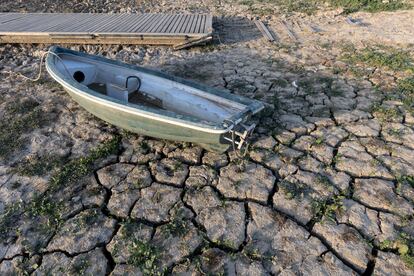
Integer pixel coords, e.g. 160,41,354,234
46,46,264,153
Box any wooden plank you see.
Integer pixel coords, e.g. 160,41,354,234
0,14,27,24
106,14,138,32
12,14,65,32
176,14,191,33
42,13,85,32
184,14,196,34
85,14,123,32
133,14,158,32
0,12,212,48
159,14,179,33
125,13,152,32
191,14,201,34
141,14,165,33
168,14,185,33
254,20,275,42
0,14,45,30
47,14,97,32
69,14,107,32
0,14,30,25
204,14,213,33
148,14,170,33
197,14,205,33
154,14,175,33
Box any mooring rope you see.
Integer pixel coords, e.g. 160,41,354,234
5,50,73,82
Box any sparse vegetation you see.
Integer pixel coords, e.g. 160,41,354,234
0,135,121,243
342,46,414,72
378,232,414,269
312,194,345,222
330,0,410,13
71,258,90,275
282,180,310,200
0,99,49,158
14,154,66,176
127,239,163,276
398,175,414,188
371,104,403,122
164,218,189,237
237,0,409,15
397,77,414,112
50,135,121,190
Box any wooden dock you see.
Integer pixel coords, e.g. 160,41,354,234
0,13,213,49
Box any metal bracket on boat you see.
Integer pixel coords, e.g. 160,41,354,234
223,121,256,157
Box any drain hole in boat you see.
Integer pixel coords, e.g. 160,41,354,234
73,71,85,83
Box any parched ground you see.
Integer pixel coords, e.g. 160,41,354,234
1,0,414,275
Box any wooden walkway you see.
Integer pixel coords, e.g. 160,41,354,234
0,13,213,49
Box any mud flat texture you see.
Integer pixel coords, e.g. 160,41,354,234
1,0,414,275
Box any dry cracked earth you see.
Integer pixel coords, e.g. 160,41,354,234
1,1,414,275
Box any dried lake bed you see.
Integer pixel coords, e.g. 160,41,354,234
1,0,414,275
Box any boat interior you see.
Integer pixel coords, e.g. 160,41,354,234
54,53,248,124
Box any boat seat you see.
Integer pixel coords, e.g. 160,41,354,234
107,75,141,103
106,83,132,103
112,75,140,93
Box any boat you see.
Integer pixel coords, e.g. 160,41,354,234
45,46,264,153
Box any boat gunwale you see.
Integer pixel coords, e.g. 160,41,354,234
45,46,264,133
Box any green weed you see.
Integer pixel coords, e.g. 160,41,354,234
329,0,409,13
50,135,121,190
397,77,414,111
371,104,403,122
342,46,414,72
0,104,48,158
0,135,121,242
127,239,163,276
397,175,414,189
14,154,66,176
164,219,189,237
71,258,90,275
312,195,345,222
281,180,309,200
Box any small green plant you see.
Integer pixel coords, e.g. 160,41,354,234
387,128,404,137
232,179,244,189
164,219,189,237
317,175,335,191
71,258,90,275
314,137,324,145
127,239,163,275
371,104,402,122
171,161,183,171
332,153,343,165
398,175,414,188
282,180,309,200
312,195,345,223
14,154,65,176
378,232,414,269
132,180,144,189
397,77,414,111
379,239,393,250
402,254,414,269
